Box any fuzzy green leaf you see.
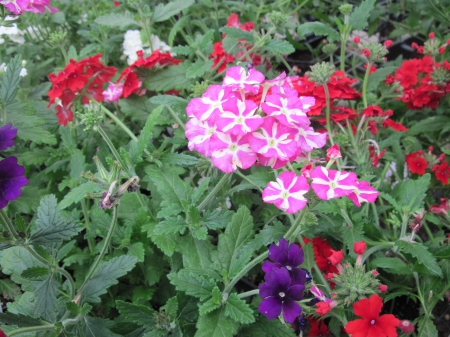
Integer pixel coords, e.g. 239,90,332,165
392,173,430,212
21,267,49,279
199,299,221,316
195,308,239,337
408,116,450,136
171,45,194,56
225,294,254,324
144,63,193,92
370,257,412,275
30,220,83,247
128,242,145,262
153,0,195,22
116,300,156,326
33,273,59,322
238,316,296,336
168,269,216,301
148,95,188,112
82,316,122,337
160,153,199,166
58,182,100,210
186,59,214,78
95,13,139,29
297,22,340,42
168,16,189,46
341,222,364,256
1,55,22,106
367,66,397,91
417,317,438,337
0,279,21,300
0,313,45,327
396,241,442,277
349,0,376,30
262,40,295,55
80,255,137,304
153,218,186,235
219,27,254,43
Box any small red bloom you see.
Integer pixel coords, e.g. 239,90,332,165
308,318,331,336
353,37,360,44
363,49,371,58
385,74,395,85
384,40,393,48
411,42,419,49
362,105,383,117
345,294,400,337
114,1,119,6
429,32,435,40
432,161,450,185
354,241,367,255
398,320,415,335
0,329,6,337
405,151,429,175
378,284,388,292
328,249,343,265
315,302,332,316
439,46,445,54
382,118,408,132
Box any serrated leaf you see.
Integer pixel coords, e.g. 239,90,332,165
192,177,210,204
160,153,199,166
0,279,21,300
58,182,100,210
192,226,208,240
95,13,139,29
146,166,188,210
1,55,22,106
367,66,397,91
195,308,239,337
177,236,214,269
153,218,186,235
341,222,364,256
349,0,376,30
396,241,442,277
153,0,195,22
144,64,193,91
239,316,296,336
203,209,233,230
417,317,438,337
80,255,137,304
379,192,401,212
164,296,178,319
148,95,188,111
224,294,254,324
408,116,450,136
219,27,254,43
33,273,59,322
152,232,178,256
168,269,216,301
169,16,189,46
128,242,145,262
30,220,83,247
262,40,295,55
370,257,412,275
392,173,430,212
297,22,340,42
116,300,156,326
129,105,164,162
186,59,214,78
21,267,49,279
222,36,239,54
82,316,122,337
171,45,194,56
199,29,215,50
35,194,59,229
302,242,315,271
0,312,45,327
199,299,221,316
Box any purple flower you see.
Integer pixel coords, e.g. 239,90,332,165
262,238,306,284
258,267,304,323
0,157,28,209
0,124,18,151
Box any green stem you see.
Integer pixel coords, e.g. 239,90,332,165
59,44,69,65
78,206,119,292
198,173,232,211
137,7,153,52
361,62,371,109
237,289,259,299
235,170,263,193
399,213,410,240
361,242,394,264
166,106,186,131
81,199,95,254
323,83,335,146
276,54,294,75
313,264,332,296
101,105,138,141
97,126,129,173
0,209,19,240
7,325,56,336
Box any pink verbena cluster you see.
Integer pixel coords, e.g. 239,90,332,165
185,66,326,173
0,0,58,15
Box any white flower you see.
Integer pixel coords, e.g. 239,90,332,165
122,30,173,65
0,62,28,77
0,23,25,44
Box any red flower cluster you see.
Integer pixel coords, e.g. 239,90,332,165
291,71,361,116
433,160,450,185
47,54,117,126
345,294,400,337
307,318,331,336
302,237,339,287
429,198,450,216
405,149,449,184
361,105,407,134
405,150,429,175
392,56,450,110
117,50,182,98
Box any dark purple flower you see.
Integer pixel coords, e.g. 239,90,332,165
0,124,18,151
0,157,28,209
258,267,304,323
262,238,306,284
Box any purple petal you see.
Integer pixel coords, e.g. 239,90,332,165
0,124,18,151
264,267,291,290
287,243,304,267
262,260,276,274
259,282,277,299
290,268,306,285
286,284,305,301
258,297,282,320
269,238,288,264
281,298,302,323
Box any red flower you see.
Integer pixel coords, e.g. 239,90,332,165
429,198,450,215
432,161,450,185
308,318,331,336
353,37,360,44
363,105,384,117
382,118,407,132
0,329,6,337
405,151,429,175
398,320,414,335
354,241,367,255
226,13,254,31
378,284,388,292
315,302,332,316
345,294,400,337
210,41,236,73
328,249,343,265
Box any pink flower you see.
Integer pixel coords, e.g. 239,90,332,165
223,66,265,94
326,144,342,160
301,164,313,179
103,82,123,103
0,0,29,14
210,132,256,172
296,126,327,152
262,171,309,213
26,0,58,13
186,85,231,121
310,166,358,200
185,117,216,156
215,97,263,135
310,285,333,303
248,117,298,160
346,180,379,207
378,284,388,292
262,91,311,127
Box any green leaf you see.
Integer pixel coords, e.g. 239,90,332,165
168,269,216,301
222,36,239,53
95,13,139,29
30,220,82,247
153,218,186,235
129,105,164,162
396,240,442,277
33,273,59,322
128,242,145,262
168,16,189,46
160,153,199,166
80,255,137,304
164,296,178,319
148,95,188,111
69,149,85,181
0,279,21,300
1,55,22,106
349,0,376,30
379,192,401,212
153,0,195,22
58,182,101,210
144,63,193,91
408,116,450,136
199,29,215,50
119,96,154,122
195,308,239,337
177,236,214,269
171,45,194,56
203,209,233,230
0,313,45,327
186,59,214,78
417,317,438,337
239,316,296,337
21,267,49,279
370,257,412,275
224,294,254,324
262,40,295,55
82,316,122,337
199,299,221,316
216,207,254,278
116,300,156,326
341,222,364,256
35,195,59,228
392,173,430,212
219,27,254,43
367,66,397,91
297,22,340,42
302,242,315,271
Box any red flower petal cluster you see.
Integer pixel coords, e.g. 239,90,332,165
432,160,450,185
405,150,429,175
429,198,450,215
47,54,117,126
291,71,361,116
382,118,408,132
307,318,331,337
302,237,339,277
345,294,400,337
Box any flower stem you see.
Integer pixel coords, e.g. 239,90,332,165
313,264,332,296
198,173,232,211
0,209,19,240
323,83,334,146
235,170,263,193
81,199,95,254
100,105,138,141
7,325,56,336
78,205,119,292
237,289,259,298
361,62,371,109
166,106,186,131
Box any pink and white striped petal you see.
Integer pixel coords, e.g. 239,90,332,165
185,117,217,156
296,126,327,152
186,85,232,121
210,132,257,172
347,180,379,207
215,97,263,135
223,66,265,94
262,92,311,127
262,171,309,213
310,166,358,200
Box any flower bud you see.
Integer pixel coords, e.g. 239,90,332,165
429,32,435,40
353,241,367,255
326,144,342,161
339,4,353,15
301,164,313,179
383,40,393,48
378,284,388,292
398,320,415,335
411,42,419,49
353,36,360,44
